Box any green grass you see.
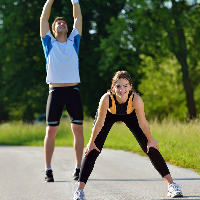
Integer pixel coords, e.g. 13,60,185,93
0,118,200,174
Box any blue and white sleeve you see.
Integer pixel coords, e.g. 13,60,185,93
41,31,55,59
68,28,82,55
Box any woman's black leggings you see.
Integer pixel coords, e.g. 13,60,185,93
79,110,170,184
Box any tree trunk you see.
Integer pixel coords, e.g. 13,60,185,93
183,77,196,119
169,0,197,119
174,54,196,119
175,55,196,119
0,100,4,123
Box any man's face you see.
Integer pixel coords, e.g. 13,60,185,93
54,20,68,35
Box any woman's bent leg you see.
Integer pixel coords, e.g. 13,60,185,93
123,114,170,177
147,147,170,177
79,149,100,183
78,114,116,185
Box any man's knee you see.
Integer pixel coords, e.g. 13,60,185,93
71,123,83,136
45,126,59,139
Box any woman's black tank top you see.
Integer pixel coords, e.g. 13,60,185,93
108,90,134,115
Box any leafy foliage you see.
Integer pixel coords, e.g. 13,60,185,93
0,0,199,121
99,0,200,119
138,55,188,120
0,0,48,121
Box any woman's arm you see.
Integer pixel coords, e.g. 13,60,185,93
133,94,159,153
84,93,109,157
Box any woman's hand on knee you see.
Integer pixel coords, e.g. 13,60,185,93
84,142,100,157
147,138,159,153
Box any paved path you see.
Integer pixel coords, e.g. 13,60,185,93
0,146,199,200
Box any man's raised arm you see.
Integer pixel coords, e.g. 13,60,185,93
72,0,82,35
40,0,54,38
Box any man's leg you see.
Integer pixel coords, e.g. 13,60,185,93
44,125,59,182
71,123,84,168
71,123,84,181
65,86,84,180
44,125,59,168
44,87,64,182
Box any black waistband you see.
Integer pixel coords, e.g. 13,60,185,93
49,85,78,91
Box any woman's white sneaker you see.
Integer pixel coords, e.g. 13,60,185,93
167,183,183,198
73,188,86,200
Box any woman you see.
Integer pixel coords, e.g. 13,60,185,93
73,71,183,200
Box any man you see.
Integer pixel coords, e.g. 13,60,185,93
40,0,84,182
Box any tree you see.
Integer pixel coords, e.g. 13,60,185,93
100,0,200,119
0,0,48,121
0,0,127,121
138,55,188,120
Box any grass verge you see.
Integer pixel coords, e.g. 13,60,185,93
0,118,199,174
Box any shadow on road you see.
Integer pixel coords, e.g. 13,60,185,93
157,197,200,200
88,177,200,182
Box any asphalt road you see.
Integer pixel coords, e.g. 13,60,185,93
0,146,199,200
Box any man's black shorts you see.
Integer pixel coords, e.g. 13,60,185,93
46,86,83,126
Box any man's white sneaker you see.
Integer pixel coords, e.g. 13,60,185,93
73,189,86,200
167,183,183,198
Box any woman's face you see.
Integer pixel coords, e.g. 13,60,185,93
113,78,132,101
